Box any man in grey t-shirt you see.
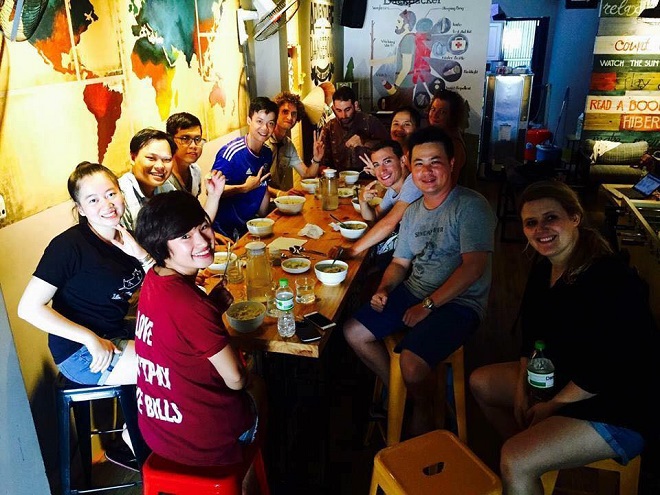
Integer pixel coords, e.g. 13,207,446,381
343,126,496,438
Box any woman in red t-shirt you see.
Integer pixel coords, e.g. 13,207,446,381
134,190,264,492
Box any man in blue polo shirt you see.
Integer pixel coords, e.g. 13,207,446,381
212,97,278,238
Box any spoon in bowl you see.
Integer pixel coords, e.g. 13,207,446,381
331,247,344,266
330,213,349,229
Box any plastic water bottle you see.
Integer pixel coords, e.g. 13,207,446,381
527,340,555,404
276,278,295,338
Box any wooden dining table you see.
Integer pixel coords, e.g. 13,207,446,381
202,190,370,358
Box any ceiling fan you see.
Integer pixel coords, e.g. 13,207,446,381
0,0,48,41
237,0,299,46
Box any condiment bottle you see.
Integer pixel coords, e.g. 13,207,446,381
245,241,272,303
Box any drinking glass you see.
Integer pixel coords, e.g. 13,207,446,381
295,276,316,304
266,281,279,317
226,258,244,284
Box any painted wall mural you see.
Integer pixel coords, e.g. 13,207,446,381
344,0,490,135
0,0,244,226
310,0,335,85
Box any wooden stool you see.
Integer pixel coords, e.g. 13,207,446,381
142,447,270,495
369,429,501,495
370,332,467,446
542,456,641,495
55,374,142,495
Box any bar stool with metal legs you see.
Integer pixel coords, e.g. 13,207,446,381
365,332,467,447
55,373,142,495
541,456,641,495
369,429,501,495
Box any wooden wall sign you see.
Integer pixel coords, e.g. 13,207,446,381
582,6,660,145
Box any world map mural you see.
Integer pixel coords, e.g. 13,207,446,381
0,0,242,226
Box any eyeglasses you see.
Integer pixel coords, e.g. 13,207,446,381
174,135,206,146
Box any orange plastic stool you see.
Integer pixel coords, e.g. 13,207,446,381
142,447,270,495
369,429,501,494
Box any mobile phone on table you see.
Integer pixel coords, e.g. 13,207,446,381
295,320,322,343
303,311,336,331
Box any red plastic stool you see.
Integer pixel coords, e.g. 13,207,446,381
142,447,270,495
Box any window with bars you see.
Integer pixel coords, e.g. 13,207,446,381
501,19,538,69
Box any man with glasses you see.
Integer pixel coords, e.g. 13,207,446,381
166,112,207,197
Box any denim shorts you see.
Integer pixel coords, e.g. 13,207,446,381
589,421,645,465
58,339,128,385
353,284,479,367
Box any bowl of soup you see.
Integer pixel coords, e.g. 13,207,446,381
246,217,274,237
367,197,383,208
301,178,319,194
281,257,311,274
274,195,306,214
314,260,349,286
340,170,360,185
226,301,266,333
339,220,368,240
209,251,239,272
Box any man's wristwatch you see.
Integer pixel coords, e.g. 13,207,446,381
422,297,435,310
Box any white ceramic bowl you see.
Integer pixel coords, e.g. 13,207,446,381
340,170,360,185
301,178,319,194
351,197,361,212
281,257,311,274
209,251,238,272
226,301,266,333
246,217,274,237
314,260,349,286
339,220,368,240
274,195,306,214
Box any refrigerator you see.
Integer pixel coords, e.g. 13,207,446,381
479,73,533,177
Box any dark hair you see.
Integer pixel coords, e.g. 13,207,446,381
392,105,421,128
332,86,356,104
408,126,454,160
430,88,468,131
67,161,119,203
135,191,211,267
370,139,404,159
519,180,612,283
274,91,305,120
399,10,416,31
166,112,202,136
249,97,279,118
130,128,177,159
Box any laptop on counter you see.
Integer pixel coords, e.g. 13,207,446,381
618,173,660,200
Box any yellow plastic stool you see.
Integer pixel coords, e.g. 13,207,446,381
369,429,502,495
542,455,641,495
381,332,467,446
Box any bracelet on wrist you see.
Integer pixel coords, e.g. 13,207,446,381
311,157,321,165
